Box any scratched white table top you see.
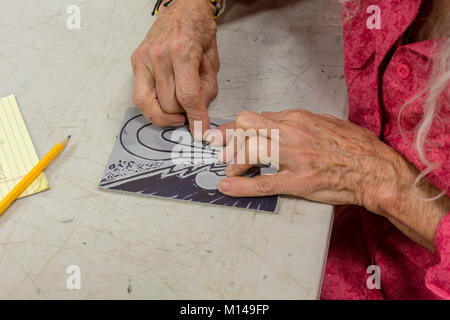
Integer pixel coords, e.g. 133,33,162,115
0,0,347,299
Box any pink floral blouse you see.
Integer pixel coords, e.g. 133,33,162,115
320,0,450,299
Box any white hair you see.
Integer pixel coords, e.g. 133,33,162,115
400,7,450,200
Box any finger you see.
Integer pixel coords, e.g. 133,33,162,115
263,109,336,133
132,66,186,127
224,135,277,176
205,121,234,146
217,131,243,164
172,56,210,140
217,126,259,164
318,113,337,120
200,53,219,107
223,134,272,165
262,110,327,135
153,60,184,114
225,163,253,177
218,172,288,197
236,110,282,139
261,110,297,122
264,110,359,142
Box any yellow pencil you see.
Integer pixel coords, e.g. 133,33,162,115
0,135,71,215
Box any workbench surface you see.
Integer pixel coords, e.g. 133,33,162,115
0,0,347,299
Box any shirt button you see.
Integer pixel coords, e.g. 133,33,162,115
396,63,410,79
383,123,390,137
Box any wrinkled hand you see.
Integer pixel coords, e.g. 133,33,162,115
131,0,219,139
213,109,403,215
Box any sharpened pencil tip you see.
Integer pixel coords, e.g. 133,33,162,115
60,135,71,146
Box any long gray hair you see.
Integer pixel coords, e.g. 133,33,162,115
400,4,450,199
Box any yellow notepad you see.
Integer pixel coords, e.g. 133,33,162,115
0,95,49,199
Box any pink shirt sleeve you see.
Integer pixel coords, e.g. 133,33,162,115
425,212,450,299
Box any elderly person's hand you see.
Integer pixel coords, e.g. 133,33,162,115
131,0,219,139
212,110,449,250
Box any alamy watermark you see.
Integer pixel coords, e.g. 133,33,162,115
366,265,381,289
66,265,81,290
170,121,279,168
66,5,81,30
367,5,381,30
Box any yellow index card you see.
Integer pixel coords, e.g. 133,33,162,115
0,95,49,199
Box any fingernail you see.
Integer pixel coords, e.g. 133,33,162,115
218,180,230,192
172,122,185,127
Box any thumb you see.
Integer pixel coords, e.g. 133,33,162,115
186,108,211,141
217,173,286,197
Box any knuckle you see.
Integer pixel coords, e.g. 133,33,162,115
208,21,218,33
135,104,155,124
291,109,310,121
150,116,166,126
211,81,219,99
236,110,252,125
177,90,196,106
149,43,166,63
141,107,164,126
321,113,337,120
168,36,190,55
255,176,275,194
298,109,312,115
135,44,149,62
132,94,146,108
